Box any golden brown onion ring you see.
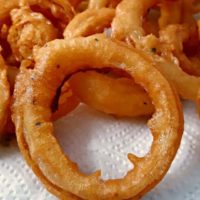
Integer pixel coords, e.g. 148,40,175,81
0,0,74,29
7,7,58,61
13,35,183,200
112,3,200,102
112,0,158,44
64,8,115,38
134,34,200,101
159,25,200,76
153,53,200,101
69,71,154,117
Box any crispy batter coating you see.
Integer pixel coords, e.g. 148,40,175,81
0,0,74,25
69,71,154,117
64,8,115,38
112,0,158,43
7,7,58,61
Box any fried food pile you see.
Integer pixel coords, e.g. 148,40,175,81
0,0,200,199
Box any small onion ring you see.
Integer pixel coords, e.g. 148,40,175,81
13,35,183,199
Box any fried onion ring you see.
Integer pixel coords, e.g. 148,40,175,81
63,8,115,38
7,7,58,61
112,0,158,44
69,71,154,117
13,35,183,199
133,34,200,101
112,1,200,103
0,0,74,30
159,24,200,76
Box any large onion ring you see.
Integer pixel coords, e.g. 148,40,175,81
13,35,183,199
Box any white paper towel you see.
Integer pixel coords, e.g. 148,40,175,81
0,101,200,200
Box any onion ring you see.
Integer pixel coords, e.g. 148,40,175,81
0,0,75,30
133,34,200,101
63,8,115,38
111,0,158,44
159,24,200,76
69,71,154,117
159,1,200,76
112,1,200,102
13,35,183,199
7,7,58,61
